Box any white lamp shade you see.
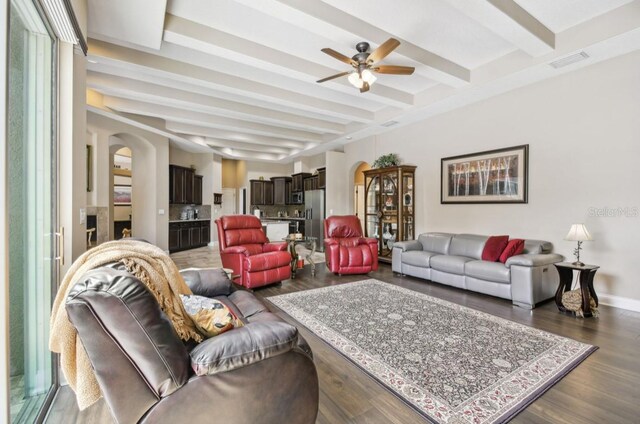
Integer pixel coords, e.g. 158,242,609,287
565,224,592,241
361,69,377,85
347,72,364,88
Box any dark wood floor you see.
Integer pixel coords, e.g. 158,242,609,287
45,263,640,423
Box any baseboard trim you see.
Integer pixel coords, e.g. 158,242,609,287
599,293,640,313
208,241,218,248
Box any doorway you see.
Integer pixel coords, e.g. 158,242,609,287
112,147,132,239
353,162,371,233
7,0,58,421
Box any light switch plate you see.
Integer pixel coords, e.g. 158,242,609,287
79,208,86,225
158,209,165,215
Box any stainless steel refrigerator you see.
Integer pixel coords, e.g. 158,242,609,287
304,189,325,252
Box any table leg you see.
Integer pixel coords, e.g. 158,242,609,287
288,240,298,278
579,269,598,317
305,239,317,276
555,267,573,312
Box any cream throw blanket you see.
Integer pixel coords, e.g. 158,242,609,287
49,239,202,410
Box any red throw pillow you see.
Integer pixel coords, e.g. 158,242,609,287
499,239,525,263
481,235,509,262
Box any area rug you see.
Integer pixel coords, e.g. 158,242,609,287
267,279,597,424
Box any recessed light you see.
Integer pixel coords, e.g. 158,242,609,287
87,59,98,64
549,52,589,69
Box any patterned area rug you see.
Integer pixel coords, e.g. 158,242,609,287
268,280,597,424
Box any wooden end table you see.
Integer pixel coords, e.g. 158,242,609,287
553,262,600,317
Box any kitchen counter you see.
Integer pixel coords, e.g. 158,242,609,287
169,218,211,223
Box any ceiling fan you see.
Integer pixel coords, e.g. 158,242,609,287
317,38,415,93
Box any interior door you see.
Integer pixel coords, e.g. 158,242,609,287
7,0,58,421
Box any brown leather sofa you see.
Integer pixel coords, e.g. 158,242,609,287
65,264,319,423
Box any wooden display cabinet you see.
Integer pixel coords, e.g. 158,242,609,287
363,165,416,263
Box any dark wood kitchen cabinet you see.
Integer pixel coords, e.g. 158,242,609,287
271,176,291,205
169,165,203,205
193,175,203,205
317,167,326,189
291,172,311,192
250,179,274,206
169,220,211,253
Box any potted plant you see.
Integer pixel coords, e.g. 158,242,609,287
372,153,401,169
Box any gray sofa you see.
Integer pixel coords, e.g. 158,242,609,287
392,233,563,309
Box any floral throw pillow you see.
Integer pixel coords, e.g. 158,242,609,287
180,294,243,338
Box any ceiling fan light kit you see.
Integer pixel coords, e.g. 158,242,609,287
317,38,414,93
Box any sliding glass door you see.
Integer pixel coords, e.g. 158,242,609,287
7,0,58,422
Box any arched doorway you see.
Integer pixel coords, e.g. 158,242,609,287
353,162,371,233
112,146,132,239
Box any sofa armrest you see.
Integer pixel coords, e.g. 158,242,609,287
392,240,422,252
263,242,287,253
180,268,233,297
190,321,298,376
221,246,249,256
506,253,564,268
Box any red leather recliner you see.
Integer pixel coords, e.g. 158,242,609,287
324,215,379,275
215,215,291,289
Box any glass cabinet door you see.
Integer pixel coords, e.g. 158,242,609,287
380,172,398,258
402,172,414,240
364,175,380,248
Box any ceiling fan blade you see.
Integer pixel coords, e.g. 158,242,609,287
366,38,401,64
360,81,370,93
316,71,351,83
321,48,357,66
373,65,415,75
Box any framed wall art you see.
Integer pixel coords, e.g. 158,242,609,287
113,185,132,205
441,144,528,204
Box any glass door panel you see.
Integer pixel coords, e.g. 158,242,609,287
8,0,57,421
402,173,414,240
365,176,379,214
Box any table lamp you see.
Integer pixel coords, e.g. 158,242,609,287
564,224,592,266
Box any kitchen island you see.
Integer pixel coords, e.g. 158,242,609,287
261,220,289,242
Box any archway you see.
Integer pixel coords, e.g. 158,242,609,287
108,132,156,243
353,161,371,233
111,146,132,239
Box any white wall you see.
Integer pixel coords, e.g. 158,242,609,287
325,151,347,216
344,51,640,304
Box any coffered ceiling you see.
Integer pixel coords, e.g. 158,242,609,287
86,0,640,161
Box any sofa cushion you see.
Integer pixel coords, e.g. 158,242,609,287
448,234,488,260
180,295,243,338
429,255,473,275
500,239,525,263
190,321,298,376
481,235,509,262
523,240,552,254
227,290,268,319
465,260,511,284
417,233,453,255
401,250,438,268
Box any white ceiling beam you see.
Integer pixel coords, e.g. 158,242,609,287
87,105,213,153
446,0,555,57
102,96,325,143
89,38,376,123
246,0,470,87
198,137,293,155
87,61,362,125
163,14,415,107
87,71,347,134
165,122,310,150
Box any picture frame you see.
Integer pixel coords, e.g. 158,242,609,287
86,145,92,192
441,144,528,204
113,185,132,205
